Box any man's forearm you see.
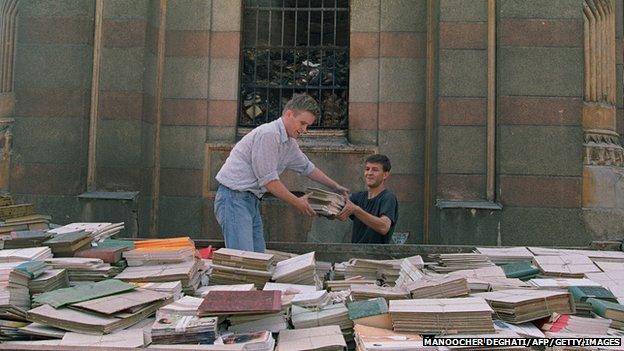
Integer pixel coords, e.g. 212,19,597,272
352,207,391,235
308,168,340,190
265,179,299,206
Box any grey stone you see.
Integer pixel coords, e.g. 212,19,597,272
15,45,92,90
164,57,210,99
441,0,487,22
499,125,583,176
501,207,588,246
440,49,487,97
160,125,205,169
104,0,149,19
437,126,486,174
350,0,380,32
12,117,86,165
101,48,146,91
211,0,240,32
499,0,583,19
168,0,212,31
208,59,238,100
379,130,424,174
381,0,427,32
19,0,95,17
349,58,379,102
380,58,426,103
97,120,142,167
499,47,583,97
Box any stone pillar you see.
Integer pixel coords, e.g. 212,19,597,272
0,0,19,194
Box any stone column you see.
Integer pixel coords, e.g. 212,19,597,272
0,0,19,194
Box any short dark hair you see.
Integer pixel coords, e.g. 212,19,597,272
282,93,320,118
365,154,391,172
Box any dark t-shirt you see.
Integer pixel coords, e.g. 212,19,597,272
349,189,399,244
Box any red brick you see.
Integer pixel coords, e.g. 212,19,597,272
210,32,240,59
350,32,379,58
439,97,486,126
208,100,237,127
440,22,487,49
500,19,582,47
437,173,485,200
380,32,426,58
10,163,84,195
99,91,143,120
498,96,582,126
379,102,425,130
15,88,88,118
348,102,378,130
163,99,208,126
20,17,92,45
160,168,203,197
103,19,147,48
387,174,421,202
166,30,210,57
500,175,582,208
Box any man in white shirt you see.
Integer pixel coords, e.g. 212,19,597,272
215,94,348,252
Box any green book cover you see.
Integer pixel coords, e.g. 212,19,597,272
587,298,624,319
33,279,135,308
94,239,135,250
501,261,540,279
569,286,617,303
347,297,388,320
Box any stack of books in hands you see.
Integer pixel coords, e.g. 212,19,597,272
306,187,345,217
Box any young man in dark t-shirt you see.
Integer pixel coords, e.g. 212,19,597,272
336,154,399,244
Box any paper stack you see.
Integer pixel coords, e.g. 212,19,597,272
587,298,624,330
326,277,379,291
151,310,218,344
528,247,624,263
210,248,275,288
0,247,52,262
211,331,275,350
29,269,69,295
276,325,346,351
389,297,495,334
0,230,52,249
307,187,345,217
42,231,92,257
44,257,121,282
447,266,507,292
585,271,624,304
0,262,32,320
0,211,50,234
157,296,203,316
290,290,332,308
348,298,393,330
349,284,410,301
431,253,494,273
539,312,611,335
28,288,172,334
377,256,425,284
122,237,195,266
568,286,618,316
533,254,600,278
196,283,256,297
404,275,470,299
75,246,128,264
272,252,321,287
134,281,183,301
475,247,534,264
354,324,427,351
291,304,353,342
48,222,124,242
475,289,574,323
528,278,601,289
500,261,541,280
395,258,425,289
228,312,289,333
115,260,202,294
198,290,282,316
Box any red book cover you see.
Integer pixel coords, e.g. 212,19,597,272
75,247,123,263
199,290,282,315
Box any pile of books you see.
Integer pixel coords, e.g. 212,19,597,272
585,270,624,303
122,237,196,266
404,275,470,299
198,290,283,316
539,312,611,335
389,297,495,334
348,298,393,330
214,331,275,350
349,284,410,301
134,281,183,301
42,231,92,257
276,325,346,351
0,247,52,262
588,298,624,329
272,252,321,287
0,196,50,234
292,303,353,339
0,262,32,319
151,311,217,344
48,222,124,242
568,285,618,316
354,324,425,351
431,253,495,273
475,247,534,264
210,248,275,288
500,261,541,280
115,260,202,294
475,289,575,323
325,277,378,291
196,283,255,297
533,254,601,278
0,230,51,249
44,257,121,282
29,269,69,295
306,187,345,217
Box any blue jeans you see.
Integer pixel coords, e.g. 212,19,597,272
214,185,266,253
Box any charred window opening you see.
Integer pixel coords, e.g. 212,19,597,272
239,0,349,129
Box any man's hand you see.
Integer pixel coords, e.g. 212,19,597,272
295,193,316,216
334,184,350,196
336,195,358,221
